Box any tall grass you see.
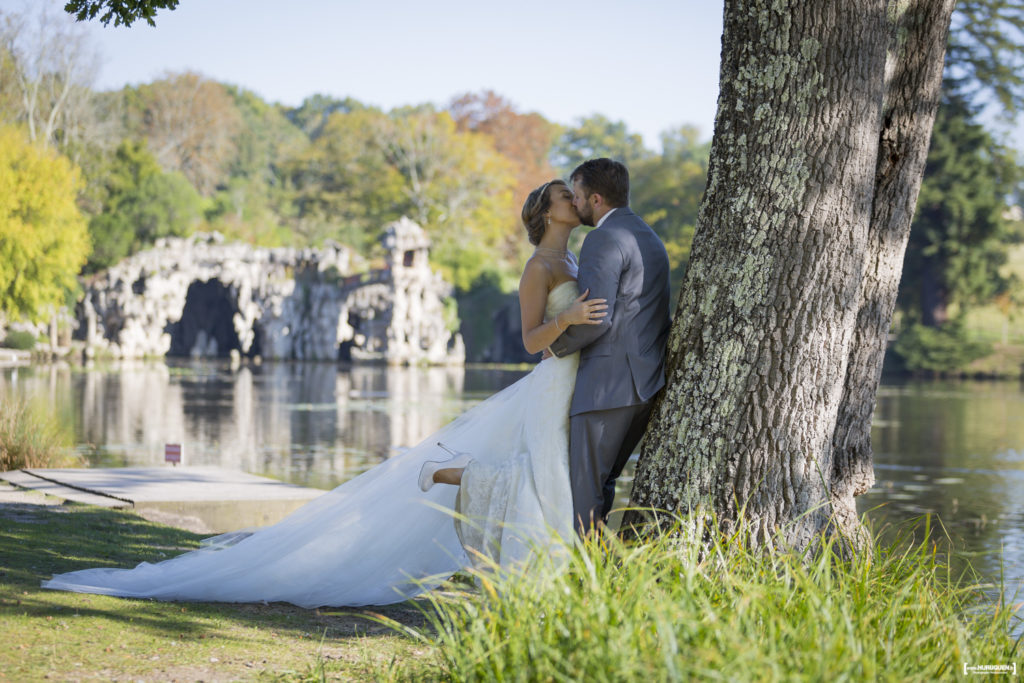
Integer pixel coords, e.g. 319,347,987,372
0,396,78,470
386,514,1020,682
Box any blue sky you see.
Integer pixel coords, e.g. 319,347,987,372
5,0,1023,152
71,0,724,148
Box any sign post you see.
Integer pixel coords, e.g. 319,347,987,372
164,443,182,466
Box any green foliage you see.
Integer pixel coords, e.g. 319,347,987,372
279,105,407,252
1,330,36,350
64,0,180,27
455,268,515,362
86,139,201,271
946,0,1024,116
552,114,651,176
631,125,710,296
0,126,90,322
900,96,1020,325
442,296,460,335
0,395,78,470
225,86,307,185
286,94,366,139
201,86,304,246
378,106,517,290
892,320,992,374
393,516,1018,682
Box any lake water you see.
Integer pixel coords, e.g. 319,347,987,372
2,361,1021,630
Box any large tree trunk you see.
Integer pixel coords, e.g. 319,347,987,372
828,0,956,546
625,0,954,551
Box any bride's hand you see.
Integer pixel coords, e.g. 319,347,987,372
558,289,608,327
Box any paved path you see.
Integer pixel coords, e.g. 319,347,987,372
0,479,63,506
0,466,326,533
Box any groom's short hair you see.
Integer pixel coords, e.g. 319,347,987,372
570,158,629,208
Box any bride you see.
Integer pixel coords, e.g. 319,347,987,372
42,180,605,608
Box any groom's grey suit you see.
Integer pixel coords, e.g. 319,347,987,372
549,207,671,532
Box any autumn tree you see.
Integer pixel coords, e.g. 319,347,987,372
376,106,516,290
0,126,90,321
279,104,406,251
450,91,560,265
449,92,557,201
626,0,958,549
121,72,241,195
202,86,306,246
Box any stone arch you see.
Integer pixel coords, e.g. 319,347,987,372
167,279,243,358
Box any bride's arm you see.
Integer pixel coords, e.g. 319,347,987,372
519,259,607,356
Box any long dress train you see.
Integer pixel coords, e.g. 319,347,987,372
42,281,580,608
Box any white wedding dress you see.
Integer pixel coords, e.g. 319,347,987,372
42,281,580,608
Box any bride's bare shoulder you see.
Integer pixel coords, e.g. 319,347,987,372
520,254,553,288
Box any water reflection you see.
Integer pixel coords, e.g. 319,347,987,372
0,361,524,491
1,364,1021,629
859,379,1024,629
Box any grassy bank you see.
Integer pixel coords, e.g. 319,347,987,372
0,497,438,681
3,498,1019,681
402,517,1020,682
960,243,1024,378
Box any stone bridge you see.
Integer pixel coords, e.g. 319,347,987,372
76,218,464,365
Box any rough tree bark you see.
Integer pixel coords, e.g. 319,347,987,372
828,0,956,543
625,0,956,550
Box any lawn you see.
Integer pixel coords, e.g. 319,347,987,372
0,493,439,681
3,487,1019,682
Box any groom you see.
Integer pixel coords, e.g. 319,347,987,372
549,158,671,534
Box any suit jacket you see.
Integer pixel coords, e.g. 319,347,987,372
550,207,671,416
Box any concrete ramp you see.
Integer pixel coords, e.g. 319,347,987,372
0,466,327,533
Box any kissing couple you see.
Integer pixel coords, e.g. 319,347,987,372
44,158,672,607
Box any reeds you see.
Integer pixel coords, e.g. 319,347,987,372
0,396,77,470
385,513,1020,682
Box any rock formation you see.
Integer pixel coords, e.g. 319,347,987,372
76,218,465,365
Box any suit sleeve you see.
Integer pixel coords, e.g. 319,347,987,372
549,228,622,357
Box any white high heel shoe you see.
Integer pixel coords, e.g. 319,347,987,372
418,442,473,492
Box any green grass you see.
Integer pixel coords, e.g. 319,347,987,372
390,515,1021,682
0,500,440,681
0,396,81,471
956,243,1024,377
4,499,1020,681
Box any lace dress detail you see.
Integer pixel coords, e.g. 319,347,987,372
455,281,579,568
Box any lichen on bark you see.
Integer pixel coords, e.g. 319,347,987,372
626,0,953,553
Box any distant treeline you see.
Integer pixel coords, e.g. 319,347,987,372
1,4,1023,373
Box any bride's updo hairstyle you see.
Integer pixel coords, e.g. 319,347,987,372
521,179,567,245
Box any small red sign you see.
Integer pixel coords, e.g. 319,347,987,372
165,443,182,464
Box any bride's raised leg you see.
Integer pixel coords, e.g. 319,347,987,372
432,467,465,486
418,446,473,492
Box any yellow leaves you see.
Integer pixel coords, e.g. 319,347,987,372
379,108,517,290
0,126,90,322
